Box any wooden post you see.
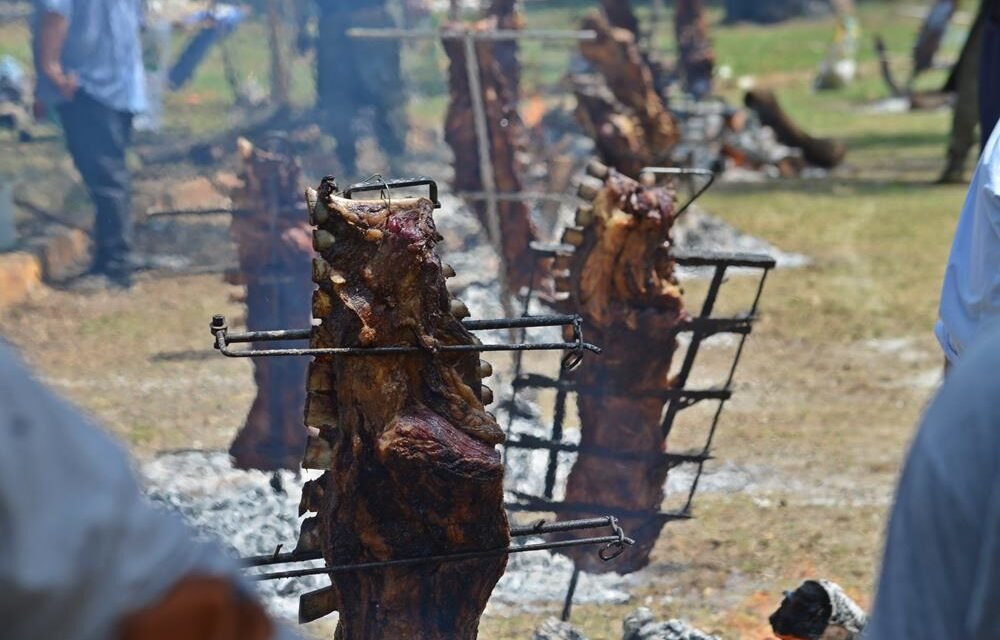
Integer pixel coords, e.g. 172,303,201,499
266,0,290,109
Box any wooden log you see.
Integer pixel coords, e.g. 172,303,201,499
674,0,716,98
553,167,685,574
301,189,509,638
226,138,313,472
443,16,539,291
744,89,847,169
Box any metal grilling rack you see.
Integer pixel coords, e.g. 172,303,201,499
497,167,776,619
205,176,657,606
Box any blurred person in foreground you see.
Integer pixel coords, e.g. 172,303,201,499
0,341,299,640
934,118,1000,368
865,323,1000,638
32,0,145,289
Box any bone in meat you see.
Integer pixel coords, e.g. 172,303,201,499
553,165,686,574
226,138,313,471
297,183,509,638
443,17,538,292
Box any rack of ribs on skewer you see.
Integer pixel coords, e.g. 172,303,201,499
443,11,538,292
227,137,313,471
573,12,679,178
551,163,687,574
295,180,509,639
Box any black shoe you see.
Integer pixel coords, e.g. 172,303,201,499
70,273,114,293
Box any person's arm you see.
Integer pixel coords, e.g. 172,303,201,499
35,10,78,100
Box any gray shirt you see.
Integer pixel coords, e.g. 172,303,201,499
865,326,1000,638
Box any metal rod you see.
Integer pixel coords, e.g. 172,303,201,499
463,314,581,330
347,27,597,42
506,433,712,466
640,167,717,217
544,382,568,499
506,494,691,523
561,566,581,622
455,191,570,203
145,205,308,218
215,340,601,358
243,516,623,568
211,315,601,358
512,372,733,403
222,315,583,345
461,29,516,322
248,535,633,581
670,248,777,269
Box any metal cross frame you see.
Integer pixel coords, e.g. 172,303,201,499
347,24,596,314
494,167,776,619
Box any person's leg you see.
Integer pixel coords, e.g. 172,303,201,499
315,15,359,178
940,35,982,183
58,93,134,283
980,16,1000,146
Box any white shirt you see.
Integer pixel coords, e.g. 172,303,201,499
0,342,299,640
935,121,1000,364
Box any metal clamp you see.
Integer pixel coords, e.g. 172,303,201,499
344,176,441,209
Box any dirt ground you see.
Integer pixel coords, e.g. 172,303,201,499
0,3,969,639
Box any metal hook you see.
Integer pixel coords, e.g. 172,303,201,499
639,166,717,217
599,541,627,561
561,317,586,371
598,516,632,561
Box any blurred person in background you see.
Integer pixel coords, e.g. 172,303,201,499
314,0,408,178
938,0,987,184
938,0,1000,184
980,0,1000,140
0,341,300,640
32,0,145,289
865,323,1000,638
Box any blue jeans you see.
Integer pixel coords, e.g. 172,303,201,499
58,92,133,276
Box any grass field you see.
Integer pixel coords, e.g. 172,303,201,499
0,2,976,638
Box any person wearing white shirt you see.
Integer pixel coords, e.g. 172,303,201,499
935,120,1000,366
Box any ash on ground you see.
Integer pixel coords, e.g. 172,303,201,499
532,608,720,640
